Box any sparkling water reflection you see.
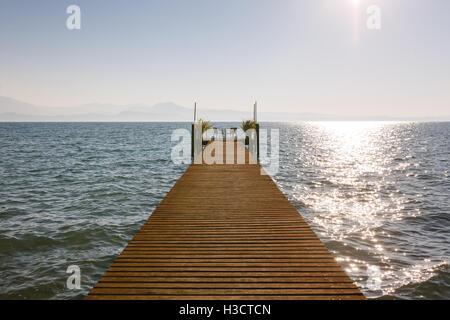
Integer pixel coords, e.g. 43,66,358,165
271,122,449,299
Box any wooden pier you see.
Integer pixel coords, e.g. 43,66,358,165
86,141,364,300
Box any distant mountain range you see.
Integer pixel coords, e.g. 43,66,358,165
0,96,448,122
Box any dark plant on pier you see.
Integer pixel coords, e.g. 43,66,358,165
197,119,212,133
241,120,257,132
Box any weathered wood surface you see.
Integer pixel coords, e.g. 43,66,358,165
86,141,364,300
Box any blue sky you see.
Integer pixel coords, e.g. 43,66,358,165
0,0,449,117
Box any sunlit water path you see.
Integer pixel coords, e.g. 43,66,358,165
271,122,449,299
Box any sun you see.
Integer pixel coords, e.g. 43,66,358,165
350,0,361,5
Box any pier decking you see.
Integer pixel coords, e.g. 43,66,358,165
86,141,364,300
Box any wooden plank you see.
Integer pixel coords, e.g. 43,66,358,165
94,282,358,289
89,288,363,295
86,140,364,300
86,295,365,300
98,277,356,283
112,260,340,265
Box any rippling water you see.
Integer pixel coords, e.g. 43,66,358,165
0,122,449,299
271,122,450,299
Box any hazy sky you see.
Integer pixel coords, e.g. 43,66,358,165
0,0,449,117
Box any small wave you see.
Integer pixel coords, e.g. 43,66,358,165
387,261,450,299
0,234,61,255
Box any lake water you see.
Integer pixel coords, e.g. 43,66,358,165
0,122,448,299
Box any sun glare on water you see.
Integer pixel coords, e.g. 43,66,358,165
292,121,438,297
